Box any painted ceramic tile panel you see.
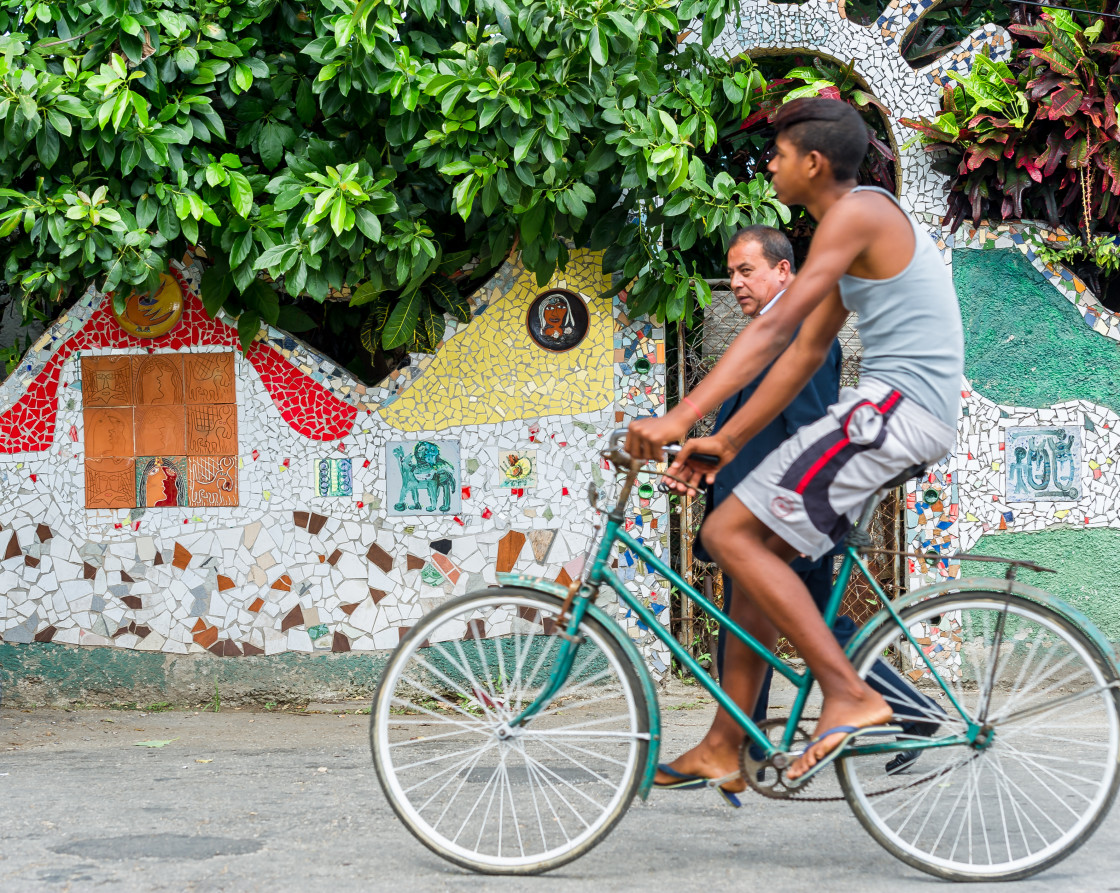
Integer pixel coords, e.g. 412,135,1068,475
496,450,537,488
315,458,353,497
134,404,186,456
80,352,238,509
186,404,238,456
84,407,134,458
184,352,236,404
1006,426,1081,502
136,456,189,507
80,356,133,407
187,456,238,506
85,458,136,509
132,355,184,405
386,440,460,515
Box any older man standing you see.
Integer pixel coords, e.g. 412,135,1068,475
657,226,938,800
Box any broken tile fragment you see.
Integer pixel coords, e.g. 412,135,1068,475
367,543,393,573
172,543,192,570
496,531,526,573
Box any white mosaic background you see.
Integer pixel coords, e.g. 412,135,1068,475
0,254,673,676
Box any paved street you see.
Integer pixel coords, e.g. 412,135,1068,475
2,681,1119,893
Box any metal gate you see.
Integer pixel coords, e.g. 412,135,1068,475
671,282,906,671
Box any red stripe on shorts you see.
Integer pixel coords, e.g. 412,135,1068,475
792,390,902,495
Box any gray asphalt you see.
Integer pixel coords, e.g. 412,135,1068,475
2,683,1118,892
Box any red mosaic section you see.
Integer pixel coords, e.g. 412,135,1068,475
0,352,66,452
246,341,358,441
0,274,357,453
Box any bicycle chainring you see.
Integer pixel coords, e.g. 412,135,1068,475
739,716,824,800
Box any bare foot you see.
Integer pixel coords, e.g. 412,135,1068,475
654,740,746,792
786,688,894,781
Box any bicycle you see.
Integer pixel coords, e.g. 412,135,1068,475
370,430,1120,880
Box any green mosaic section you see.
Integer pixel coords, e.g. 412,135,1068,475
963,527,1120,641
0,644,391,707
954,248,1120,413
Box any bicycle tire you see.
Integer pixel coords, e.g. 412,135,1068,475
838,590,1120,881
370,587,650,875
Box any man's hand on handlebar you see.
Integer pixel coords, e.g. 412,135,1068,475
662,434,737,496
624,415,691,461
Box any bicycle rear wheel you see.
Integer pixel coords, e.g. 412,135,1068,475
839,590,1120,881
370,587,650,875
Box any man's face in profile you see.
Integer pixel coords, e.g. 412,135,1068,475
726,239,787,318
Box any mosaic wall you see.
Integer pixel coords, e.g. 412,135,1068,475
902,221,1120,679
685,0,1011,225
0,248,671,676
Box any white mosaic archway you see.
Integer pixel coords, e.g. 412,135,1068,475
684,0,1012,223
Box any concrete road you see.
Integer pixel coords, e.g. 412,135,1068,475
2,683,1119,893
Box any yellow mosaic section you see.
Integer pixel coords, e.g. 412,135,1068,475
379,249,612,432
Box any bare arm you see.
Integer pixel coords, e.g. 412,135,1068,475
625,197,874,459
716,288,848,454
660,290,848,494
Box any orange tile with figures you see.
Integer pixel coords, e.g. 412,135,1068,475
80,353,238,508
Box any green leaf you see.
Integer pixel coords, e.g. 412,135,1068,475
354,208,381,242
425,274,470,323
244,280,280,325
295,79,316,125
277,305,317,332
661,192,692,216
521,199,548,244
259,122,285,170
415,299,446,351
381,288,422,349
237,310,261,352
200,260,234,319
133,739,177,748
228,171,253,217
589,24,607,66
329,195,348,236
234,63,253,92
360,312,380,356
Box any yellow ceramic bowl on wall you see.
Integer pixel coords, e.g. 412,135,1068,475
112,273,184,338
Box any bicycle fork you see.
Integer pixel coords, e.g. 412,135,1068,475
508,515,618,728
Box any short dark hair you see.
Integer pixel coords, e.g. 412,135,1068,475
729,225,796,272
773,97,869,182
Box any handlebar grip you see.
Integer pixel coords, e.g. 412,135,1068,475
689,452,721,467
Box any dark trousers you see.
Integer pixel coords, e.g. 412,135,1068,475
715,559,942,735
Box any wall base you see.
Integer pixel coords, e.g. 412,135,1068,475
0,643,389,708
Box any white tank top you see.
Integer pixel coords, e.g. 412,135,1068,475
837,186,964,428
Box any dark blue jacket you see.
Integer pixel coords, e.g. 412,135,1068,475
695,331,843,566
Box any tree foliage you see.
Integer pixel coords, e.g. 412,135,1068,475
902,5,1120,235
0,0,785,359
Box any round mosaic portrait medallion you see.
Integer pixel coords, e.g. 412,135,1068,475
526,289,589,352
112,272,185,338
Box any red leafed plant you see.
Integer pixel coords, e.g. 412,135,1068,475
902,5,1120,239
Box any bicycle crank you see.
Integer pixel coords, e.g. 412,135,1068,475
739,717,822,800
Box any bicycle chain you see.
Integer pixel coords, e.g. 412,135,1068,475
738,717,981,803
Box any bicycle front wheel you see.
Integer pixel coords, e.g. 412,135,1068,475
839,590,1120,881
370,587,650,875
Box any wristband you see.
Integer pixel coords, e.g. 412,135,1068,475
681,396,704,421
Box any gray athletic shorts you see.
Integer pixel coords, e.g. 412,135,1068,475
732,378,956,560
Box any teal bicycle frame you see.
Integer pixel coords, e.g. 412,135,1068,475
510,449,983,766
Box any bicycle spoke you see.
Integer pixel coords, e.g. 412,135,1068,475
841,593,1120,879
372,591,646,870
425,740,498,822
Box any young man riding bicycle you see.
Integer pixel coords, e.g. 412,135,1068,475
626,97,964,783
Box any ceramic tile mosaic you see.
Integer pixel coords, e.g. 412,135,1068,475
0,247,671,677
684,0,1011,225
898,221,1118,680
